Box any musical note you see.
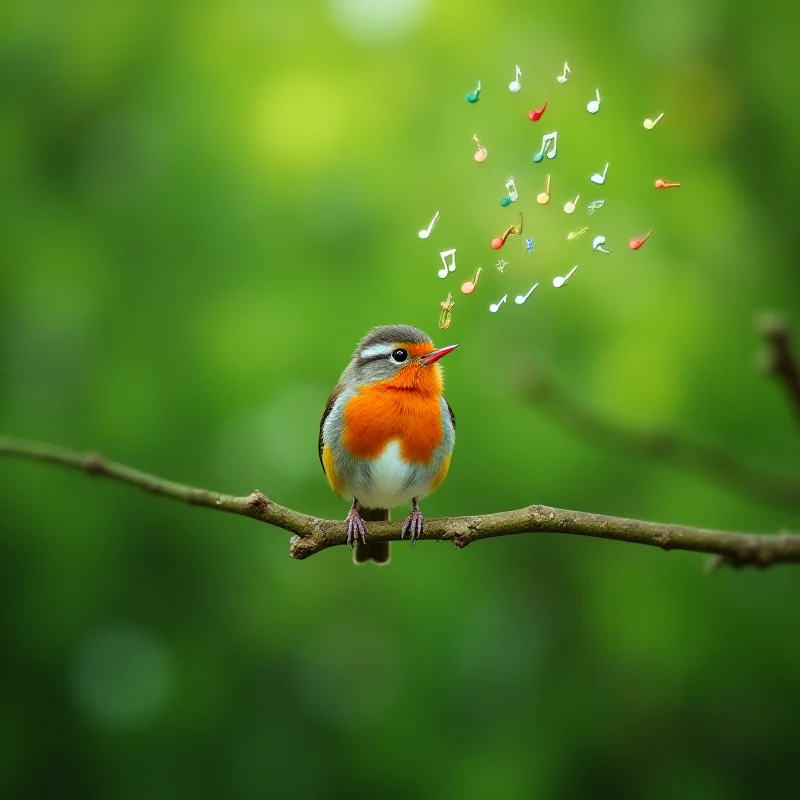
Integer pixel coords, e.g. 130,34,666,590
525,238,534,253
473,133,487,163
587,200,605,215
556,62,571,84
533,131,558,163
439,292,454,329
527,103,548,122
489,294,508,313
500,176,518,207
466,80,482,104
552,265,578,288
536,174,551,204
509,65,522,93
567,227,588,240
563,194,580,214
590,162,609,186
515,283,539,305
491,213,523,250
418,211,440,239
495,258,510,273
460,267,482,294
655,179,681,189
438,248,457,278
628,231,653,251
643,113,664,130
586,88,602,114
592,235,611,253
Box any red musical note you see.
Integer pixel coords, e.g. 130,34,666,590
628,231,653,251
527,103,548,122
491,214,523,250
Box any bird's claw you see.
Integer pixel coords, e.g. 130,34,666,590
401,508,425,548
345,507,367,548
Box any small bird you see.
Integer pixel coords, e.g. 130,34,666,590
319,325,458,564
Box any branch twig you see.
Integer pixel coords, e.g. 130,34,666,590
2,437,799,567
521,371,800,513
758,314,800,429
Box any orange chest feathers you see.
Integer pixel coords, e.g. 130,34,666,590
342,384,444,465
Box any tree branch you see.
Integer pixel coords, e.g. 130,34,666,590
758,314,800,429
2,437,800,568
521,370,800,513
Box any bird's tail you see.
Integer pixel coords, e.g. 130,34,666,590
353,507,390,565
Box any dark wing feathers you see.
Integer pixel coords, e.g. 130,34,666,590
445,397,455,430
319,384,343,473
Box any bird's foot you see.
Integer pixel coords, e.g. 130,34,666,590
400,502,425,548
345,505,367,548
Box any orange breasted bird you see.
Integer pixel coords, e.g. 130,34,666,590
319,325,458,564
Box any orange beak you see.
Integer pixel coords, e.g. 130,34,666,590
420,344,459,366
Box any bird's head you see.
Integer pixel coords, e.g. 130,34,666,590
347,324,458,395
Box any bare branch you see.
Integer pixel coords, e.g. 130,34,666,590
2,437,799,568
758,314,800,428
521,370,800,513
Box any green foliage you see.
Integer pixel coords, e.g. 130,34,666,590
2,0,800,797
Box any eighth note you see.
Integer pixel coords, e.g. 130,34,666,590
533,131,558,162
586,88,602,114
489,294,508,313
567,227,588,240
563,194,580,214
553,265,578,288
473,133,487,162
500,176,518,206
629,231,653,251
460,267,482,295
491,213,523,250
509,65,522,93
592,235,611,254
418,210,440,239
528,103,548,122
515,283,539,305
556,62,571,84
465,80,482,104
643,113,664,130
438,248,457,278
590,163,609,186
439,292,454,330
655,179,681,189
537,174,551,204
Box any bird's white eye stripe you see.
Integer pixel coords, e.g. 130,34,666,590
359,344,394,360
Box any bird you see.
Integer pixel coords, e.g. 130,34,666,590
319,325,458,564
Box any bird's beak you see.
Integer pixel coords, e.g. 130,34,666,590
420,344,459,366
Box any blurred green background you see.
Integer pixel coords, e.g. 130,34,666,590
2,0,800,797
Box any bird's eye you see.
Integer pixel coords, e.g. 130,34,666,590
390,348,409,363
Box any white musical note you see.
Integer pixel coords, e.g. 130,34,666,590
505,176,518,203
533,131,558,163
587,200,605,215
509,65,522,93
437,248,457,279
567,227,588,240
643,112,664,130
586,88,602,114
563,194,580,214
418,211,440,239
552,265,578,288
489,294,508,313
556,62,571,84
515,283,539,305
590,162,609,185
592,235,611,254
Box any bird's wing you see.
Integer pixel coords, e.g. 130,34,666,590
445,397,456,430
319,384,343,473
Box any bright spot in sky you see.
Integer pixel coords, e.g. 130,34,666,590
329,0,427,43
